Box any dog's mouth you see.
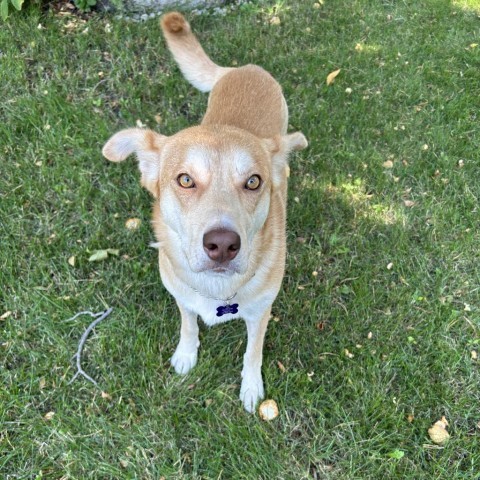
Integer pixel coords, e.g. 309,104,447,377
212,266,228,273
187,255,244,275
194,259,245,276
207,264,238,276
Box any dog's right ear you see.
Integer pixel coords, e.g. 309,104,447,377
262,132,308,188
102,128,167,197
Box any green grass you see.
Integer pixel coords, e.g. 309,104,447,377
1,0,480,478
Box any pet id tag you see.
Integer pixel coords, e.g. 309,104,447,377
216,303,239,317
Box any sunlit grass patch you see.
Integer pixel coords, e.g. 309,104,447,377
452,0,480,12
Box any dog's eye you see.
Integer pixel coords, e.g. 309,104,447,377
245,175,261,191
177,174,195,189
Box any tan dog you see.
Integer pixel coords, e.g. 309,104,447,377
102,12,307,412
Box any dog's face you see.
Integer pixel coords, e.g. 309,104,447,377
103,125,306,276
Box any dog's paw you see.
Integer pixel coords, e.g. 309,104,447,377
171,346,198,375
239,375,265,413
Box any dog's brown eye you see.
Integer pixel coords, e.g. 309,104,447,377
177,174,195,189
245,175,261,190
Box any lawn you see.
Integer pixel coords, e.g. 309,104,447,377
1,0,479,478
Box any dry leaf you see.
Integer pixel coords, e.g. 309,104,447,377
471,350,478,360
154,114,162,124
0,311,12,320
259,399,279,421
428,416,450,444
269,16,281,25
68,256,76,267
125,218,141,231
403,200,415,208
428,425,450,444
277,361,286,373
39,378,46,390
88,250,109,262
88,249,120,262
383,160,394,169
387,262,394,270
407,414,415,423
101,391,112,400
326,69,341,86
44,411,55,421
367,331,373,339
344,348,354,359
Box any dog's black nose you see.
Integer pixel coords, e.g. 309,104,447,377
203,229,241,263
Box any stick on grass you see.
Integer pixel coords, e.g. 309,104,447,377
68,308,113,386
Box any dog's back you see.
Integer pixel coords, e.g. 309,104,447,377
161,13,288,138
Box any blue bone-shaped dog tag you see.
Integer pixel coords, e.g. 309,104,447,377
216,303,239,317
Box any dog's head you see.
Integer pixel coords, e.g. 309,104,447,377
103,125,307,276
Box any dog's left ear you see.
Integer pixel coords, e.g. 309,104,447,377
262,132,308,187
102,128,167,197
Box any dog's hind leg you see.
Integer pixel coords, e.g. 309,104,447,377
171,304,200,375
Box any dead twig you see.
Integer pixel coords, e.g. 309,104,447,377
68,307,113,386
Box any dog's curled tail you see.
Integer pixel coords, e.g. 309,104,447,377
161,12,233,93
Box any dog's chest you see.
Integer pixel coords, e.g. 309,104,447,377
160,268,275,325
178,289,246,326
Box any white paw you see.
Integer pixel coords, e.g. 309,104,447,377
171,345,198,375
240,374,264,413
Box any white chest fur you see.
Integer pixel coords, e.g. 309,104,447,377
159,260,278,325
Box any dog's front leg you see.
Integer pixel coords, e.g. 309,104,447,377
171,303,199,375
240,308,271,413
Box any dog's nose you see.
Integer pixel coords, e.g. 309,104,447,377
203,229,241,263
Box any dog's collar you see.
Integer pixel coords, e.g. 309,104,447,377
190,286,238,304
